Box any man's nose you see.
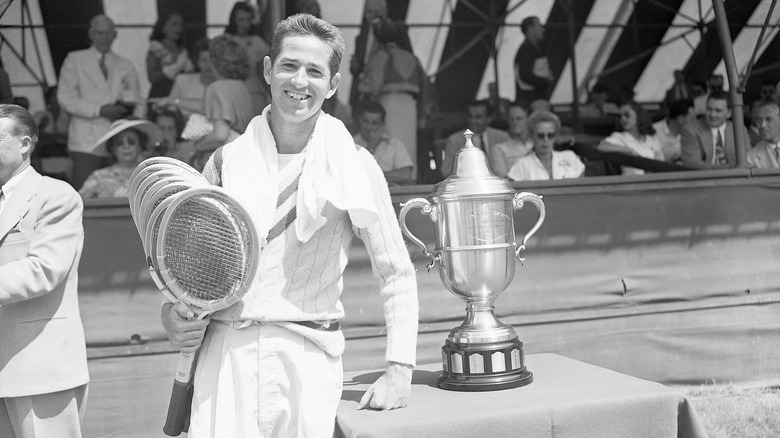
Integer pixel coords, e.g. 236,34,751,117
291,67,308,86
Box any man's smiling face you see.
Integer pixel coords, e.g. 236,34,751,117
264,35,340,124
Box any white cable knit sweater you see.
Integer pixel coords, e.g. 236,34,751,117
201,145,419,366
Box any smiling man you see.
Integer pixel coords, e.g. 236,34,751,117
747,100,780,169
160,14,419,438
681,90,748,169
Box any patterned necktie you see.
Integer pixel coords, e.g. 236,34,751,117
99,54,108,79
714,130,727,165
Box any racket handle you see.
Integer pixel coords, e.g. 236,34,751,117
163,352,196,436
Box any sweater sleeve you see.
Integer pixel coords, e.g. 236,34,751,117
355,149,419,367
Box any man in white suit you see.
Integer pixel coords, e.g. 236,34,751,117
58,14,144,189
747,99,780,168
0,104,89,437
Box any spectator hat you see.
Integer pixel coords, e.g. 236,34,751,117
92,119,162,157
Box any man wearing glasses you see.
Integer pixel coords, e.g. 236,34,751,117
507,110,584,181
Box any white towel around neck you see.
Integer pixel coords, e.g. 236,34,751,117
220,106,379,246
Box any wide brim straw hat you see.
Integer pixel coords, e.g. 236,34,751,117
92,119,162,157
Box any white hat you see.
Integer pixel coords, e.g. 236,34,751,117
92,119,162,157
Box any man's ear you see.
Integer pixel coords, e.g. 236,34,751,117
263,56,272,85
19,136,32,157
326,72,341,99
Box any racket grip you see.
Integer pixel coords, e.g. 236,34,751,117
163,378,192,436
163,352,196,436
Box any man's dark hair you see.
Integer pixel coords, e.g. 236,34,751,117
359,100,386,121
507,100,530,113
707,89,730,105
520,16,539,34
667,99,693,119
467,99,493,117
270,13,345,77
0,104,38,147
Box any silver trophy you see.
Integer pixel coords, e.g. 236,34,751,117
399,130,545,391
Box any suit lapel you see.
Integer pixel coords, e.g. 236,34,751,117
0,169,42,238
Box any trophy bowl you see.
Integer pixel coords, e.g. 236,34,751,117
399,130,545,391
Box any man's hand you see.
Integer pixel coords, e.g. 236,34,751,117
160,302,210,353
358,361,413,410
99,103,129,121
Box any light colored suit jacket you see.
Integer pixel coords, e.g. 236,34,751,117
680,119,745,169
441,126,509,177
747,140,780,169
0,168,89,397
57,47,143,154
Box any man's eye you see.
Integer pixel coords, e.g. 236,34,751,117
308,68,323,77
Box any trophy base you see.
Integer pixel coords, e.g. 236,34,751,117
439,338,533,391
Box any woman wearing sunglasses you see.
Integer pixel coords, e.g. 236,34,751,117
507,110,585,181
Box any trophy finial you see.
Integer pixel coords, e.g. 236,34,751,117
463,129,475,148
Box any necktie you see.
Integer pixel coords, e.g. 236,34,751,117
774,145,780,164
714,130,727,165
99,54,108,79
479,133,487,153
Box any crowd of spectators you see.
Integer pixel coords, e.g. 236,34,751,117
10,0,780,200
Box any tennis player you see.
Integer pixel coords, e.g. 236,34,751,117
160,13,419,437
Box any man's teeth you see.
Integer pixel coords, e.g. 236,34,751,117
286,91,308,100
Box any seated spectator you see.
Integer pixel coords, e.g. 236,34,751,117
693,74,723,116
146,10,194,100
747,99,780,168
352,100,414,185
747,99,764,146
79,119,161,198
681,90,748,169
157,37,215,118
441,99,509,178
597,101,663,175
507,110,584,181
760,80,776,102
487,81,511,129
490,101,532,178
224,1,271,115
193,35,254,152
151,108,193,163
652,98,695,163
580,84,619,118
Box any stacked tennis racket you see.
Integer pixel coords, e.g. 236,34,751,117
128,157,260,436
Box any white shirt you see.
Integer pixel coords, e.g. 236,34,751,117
507,150,585,181
0,165,32,215
710,124,727,164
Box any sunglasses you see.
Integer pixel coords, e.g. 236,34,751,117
535,132,557,140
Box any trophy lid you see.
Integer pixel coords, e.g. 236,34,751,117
432,130,515,199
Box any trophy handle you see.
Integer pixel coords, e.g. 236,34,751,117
399,197,440,271
512,192,546,265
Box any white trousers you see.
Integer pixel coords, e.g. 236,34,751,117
190,322,343,438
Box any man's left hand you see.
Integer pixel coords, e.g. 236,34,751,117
358,361,413,410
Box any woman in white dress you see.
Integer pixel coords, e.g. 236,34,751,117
597,101,663,175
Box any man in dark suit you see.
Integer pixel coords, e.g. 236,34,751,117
0,104,88,437
441,99,510,178
514,16,553,103
349,0,411,110
681,90,748,169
